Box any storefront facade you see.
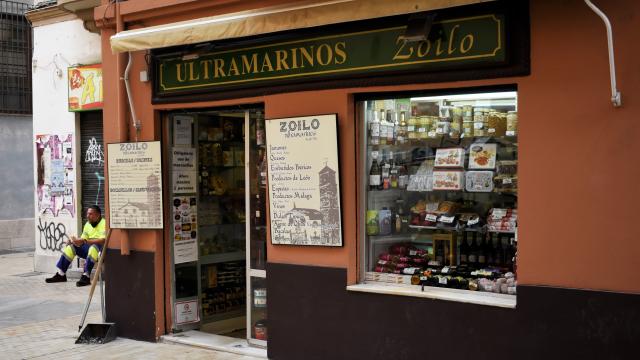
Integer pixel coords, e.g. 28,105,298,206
96,0,638,358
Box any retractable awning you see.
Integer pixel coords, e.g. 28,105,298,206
110,0,495,53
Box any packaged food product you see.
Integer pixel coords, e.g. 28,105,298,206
465,171,495,192
432,170,464,191
493,175,518,192
496,160,518,176
486,112,507,136
434,147,465,168
378,209,392,235
462,118,474,138
458,213,483,228
468,143,497,169
366,210,379,235
435,118,451,136
506,111,518,136
436,201,459,214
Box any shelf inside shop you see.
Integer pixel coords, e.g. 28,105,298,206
409,225,459,231
199,140,245,146
367,135,518,149
201,309,245,323
487,229,516,234
199,223,245,228
200,251,246,265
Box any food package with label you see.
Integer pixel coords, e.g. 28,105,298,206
437,214,457,228
434,147,465,168
465,171,494,192
468,143,497,169
458,213,483,228
432,170,464,191
487,208,517,232
436,201,460,215
496,160,517,176
493,175,518,192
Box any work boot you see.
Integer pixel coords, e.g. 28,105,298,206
45,273,67,283
76,274,91,287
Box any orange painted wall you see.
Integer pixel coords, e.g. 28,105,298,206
99,2,640,335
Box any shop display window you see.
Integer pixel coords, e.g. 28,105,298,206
359,90,518,306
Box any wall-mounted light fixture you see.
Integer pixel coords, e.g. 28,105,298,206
399,12,437,43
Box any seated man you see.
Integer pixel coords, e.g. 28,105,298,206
45,205,106,287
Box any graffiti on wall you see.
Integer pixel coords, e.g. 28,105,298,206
37,217,69,252
35,134,75,218
84,137,104,165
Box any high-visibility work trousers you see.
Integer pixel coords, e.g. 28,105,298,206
56,243,102,274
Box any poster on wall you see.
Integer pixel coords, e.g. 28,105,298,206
175,300,199,325
68,64,103,112
107,141,163,229
265,114,342,246
35,134,75,218
172,148,197,194
173,115,193,145
173,196,198,264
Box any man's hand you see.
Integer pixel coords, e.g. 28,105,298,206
71,236,85,247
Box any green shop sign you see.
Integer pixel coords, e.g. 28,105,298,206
157,14,504,95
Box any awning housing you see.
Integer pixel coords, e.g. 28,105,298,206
110,0,495,53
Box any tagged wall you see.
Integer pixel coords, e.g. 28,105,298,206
32,18,101,273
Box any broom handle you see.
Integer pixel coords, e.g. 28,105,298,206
78,228,112,332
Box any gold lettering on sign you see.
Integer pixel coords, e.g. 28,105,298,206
299,46,314,68
393,38,414,60
275,50,290,71
460,34,474,54
334,42,347,64
214,59,226,78
261,53,274,72
176,63,187,82
228,58,240,76
316,43,333,66
188,61,199,81
200,59,212,79
448,25,460,54
242,54,258,74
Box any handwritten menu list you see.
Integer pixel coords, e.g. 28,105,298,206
266,115,342,247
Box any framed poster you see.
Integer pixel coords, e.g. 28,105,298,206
107,141,163,229
265,114,342,246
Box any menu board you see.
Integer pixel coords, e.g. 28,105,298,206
265,114,342,246
107,141,163,229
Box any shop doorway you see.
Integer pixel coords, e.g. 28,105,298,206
79,111,105,223
166,107,267,349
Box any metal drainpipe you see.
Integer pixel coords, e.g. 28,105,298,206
584,0,622,107
124,52,141,141
115,1,130,255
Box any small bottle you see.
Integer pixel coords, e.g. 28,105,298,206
369,151,382,191
380,151,390,190
369,109,380,145
387,110,396,145
389,152,399,189
378,109,388,145
396,111,408,145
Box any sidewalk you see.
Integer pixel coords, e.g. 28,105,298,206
0,251,261,360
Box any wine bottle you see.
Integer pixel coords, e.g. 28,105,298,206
397,152,409,190
369,109,380,145
387,110,396,145
389,151,399,189
459,232,469,265
478,234,487,268
380,151,390,190
369,151,382,191
397,111,408,145
468,233,479,268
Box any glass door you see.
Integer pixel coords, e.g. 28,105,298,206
245,110,268,347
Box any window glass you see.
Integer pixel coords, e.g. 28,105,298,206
363,91,518,297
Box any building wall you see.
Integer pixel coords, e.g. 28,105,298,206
98,0,639,341
32,18,101,272
0,114,34,250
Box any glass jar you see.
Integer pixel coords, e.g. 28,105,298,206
473,109,485,137
407,116,418,143
418,116,430,140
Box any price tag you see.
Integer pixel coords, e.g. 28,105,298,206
439,277,448,285
474,122,484,129
418,127,426,133
407,126,415,131
492,209,507,219
425,214,438,222
439,215,455,224
409,250,417,256
468,217,480,226
502,178,513,184
506,130,516,136
419,276,428,281
441,266,450,274
488,128,496,133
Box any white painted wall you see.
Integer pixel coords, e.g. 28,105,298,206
32,18,101,273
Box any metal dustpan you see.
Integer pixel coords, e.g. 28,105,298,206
76,229,116,344
76,322,117,344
